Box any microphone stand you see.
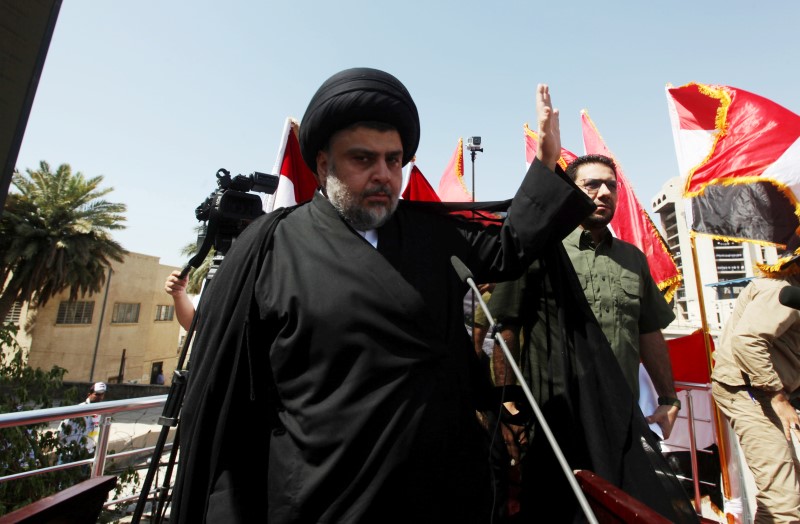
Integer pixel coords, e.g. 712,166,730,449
450,256,599,524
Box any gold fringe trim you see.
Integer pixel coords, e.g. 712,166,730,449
449,137,472,198
658,274,683,304
581,110,684,305
523,123,569,170
679,82,732,197
689,229,791,249
756,259,800,277
756,258,794,273
690,230,800,275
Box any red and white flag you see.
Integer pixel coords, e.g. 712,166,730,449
666,82,800,254
581,111,682,301
266,117,318,212
402,161,441,202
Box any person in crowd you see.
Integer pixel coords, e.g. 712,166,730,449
164,269,196,331
57,382,107,466
170,67,594,523
711,241,800,524
488,154,693,522
468,283,496,358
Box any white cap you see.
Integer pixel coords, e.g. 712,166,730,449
93,382,107,394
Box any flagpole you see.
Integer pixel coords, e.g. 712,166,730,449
689,234,735,523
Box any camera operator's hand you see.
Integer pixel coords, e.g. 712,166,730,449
165,270,195,331
165,270,188,297
535,83,561,171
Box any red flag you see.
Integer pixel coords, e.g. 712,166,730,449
267,118,318,212
402,162,441,202
437,138,472,202
433,139,502,226
523,123,577,170
666,82,800,258
581,110,682,302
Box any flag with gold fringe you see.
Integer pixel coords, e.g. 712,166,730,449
665,82,800,271
523,123,577,171
581,110,682,302
437,138,472,202
524,121,681,301
436,138,502,225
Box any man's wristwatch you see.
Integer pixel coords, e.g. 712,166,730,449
658,396,682,410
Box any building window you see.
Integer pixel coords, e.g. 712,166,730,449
155,305,175,322
56,301,95,325
4,301,23,325
112,303,140,324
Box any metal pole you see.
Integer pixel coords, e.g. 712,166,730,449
689,234,734,520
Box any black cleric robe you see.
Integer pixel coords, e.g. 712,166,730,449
491,251,700,523
170,158,593,523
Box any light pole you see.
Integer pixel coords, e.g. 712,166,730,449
466,136,483,203
466,136,484,345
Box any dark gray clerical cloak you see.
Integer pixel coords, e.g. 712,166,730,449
171,159,593,523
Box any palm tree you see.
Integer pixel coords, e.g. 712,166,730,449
0,161,127,321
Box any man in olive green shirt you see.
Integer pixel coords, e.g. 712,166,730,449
490,154,680,452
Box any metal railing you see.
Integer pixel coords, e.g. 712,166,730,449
663,381,715,514
1,384,725,519
0,395,171,511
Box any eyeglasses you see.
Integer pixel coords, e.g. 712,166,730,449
578,179,618,195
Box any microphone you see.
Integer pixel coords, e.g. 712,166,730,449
779,285,800,311
449,256,599,524
450,255,474,286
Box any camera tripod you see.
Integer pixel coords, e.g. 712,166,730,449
130,169,276,523
129,242,221,524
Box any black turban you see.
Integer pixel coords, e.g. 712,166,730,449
299,67,420,174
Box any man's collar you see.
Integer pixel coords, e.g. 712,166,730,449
570,226,612,248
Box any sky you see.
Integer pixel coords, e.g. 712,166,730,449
14,1,800,268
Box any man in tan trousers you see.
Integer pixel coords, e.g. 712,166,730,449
711,241,800,524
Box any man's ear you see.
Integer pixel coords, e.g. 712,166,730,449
315,150,328,189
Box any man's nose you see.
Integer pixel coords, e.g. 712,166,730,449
371,160,393,182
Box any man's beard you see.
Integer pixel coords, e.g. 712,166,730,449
582,212,612,230
326,172,398,230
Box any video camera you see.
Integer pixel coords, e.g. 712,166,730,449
194,168,279,255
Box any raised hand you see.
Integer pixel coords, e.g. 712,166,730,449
535,84,561,171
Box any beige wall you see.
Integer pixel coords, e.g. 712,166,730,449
24,252,183,385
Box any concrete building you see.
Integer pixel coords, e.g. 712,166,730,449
651,177,779,338
3,251,185,385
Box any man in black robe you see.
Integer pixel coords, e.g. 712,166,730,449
170,67,593,523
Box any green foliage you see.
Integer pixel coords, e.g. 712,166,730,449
186,249,214,294
0,161,128,321
0,323,142,518
0,322,84,515
181,224,212,294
